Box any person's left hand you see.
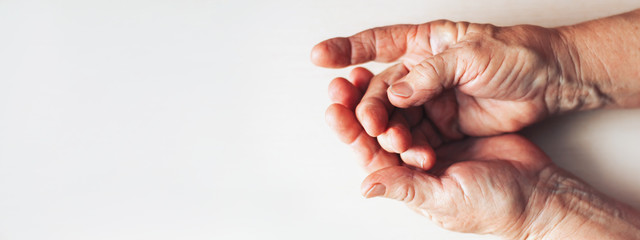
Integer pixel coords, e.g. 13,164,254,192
315,22,604,170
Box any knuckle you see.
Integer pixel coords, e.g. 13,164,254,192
415,58,441,81
399,171,420,204
457,37,485,52
400,184,417,203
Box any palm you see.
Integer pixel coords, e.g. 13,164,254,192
398,134,551,234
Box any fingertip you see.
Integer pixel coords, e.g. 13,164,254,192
361,168,393,195
325,103,361,144
376,133,395,153
401,145,436,170
324,103,344,128
350,67,374,93
423,147,437,170
389,81,413,98
350,67,374,78
328,77,347,101
387,83,419,108
355,100,388,137
311,38,352,68
387,67,442,108
362,183,386,198
377,126,409,153
361,166,415,198
328,77,360,109
385,125,412,153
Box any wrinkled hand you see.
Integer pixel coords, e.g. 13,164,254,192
361,134,554,237
315,21,596,155
325,69,554,237
322,14,640,240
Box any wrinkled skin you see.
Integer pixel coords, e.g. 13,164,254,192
325,68,554,237
362,135,550,236
314,21,591,169
321,13,640,240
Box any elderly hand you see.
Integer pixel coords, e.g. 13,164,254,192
325,67,640,239
313,20,610,150
360,134,640,239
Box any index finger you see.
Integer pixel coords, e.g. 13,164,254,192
356,64,408,136
311,24,426,68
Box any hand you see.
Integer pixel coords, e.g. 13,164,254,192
325,68,640,239
314,20,607,142
360,134,640,239
326,65,553,237
362,134,551,237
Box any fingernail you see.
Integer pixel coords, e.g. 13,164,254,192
390,82,413,98
364,183,386,198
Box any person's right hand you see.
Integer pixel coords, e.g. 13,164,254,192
313,21,608,164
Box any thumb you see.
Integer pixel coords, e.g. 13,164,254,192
361,166,442,207
387,50,461,108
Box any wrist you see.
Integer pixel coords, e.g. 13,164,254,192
544,26,612,115
550,9,640,111
509,165,640,240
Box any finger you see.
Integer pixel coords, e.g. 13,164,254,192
311,21,476,68
356,64,408,136
396,107,443,147
414,118,443,148
361,166,443,209
387,49,463,108
311,24,423,68
400,124,436,170
377,110,412,153
423,91,465,141
325,104,399,172
327,67,375,110
349,67,374,93
328,77,362,110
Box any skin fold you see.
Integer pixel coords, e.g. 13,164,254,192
317,9,640,239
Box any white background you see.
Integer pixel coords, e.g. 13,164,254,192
1,0,639,239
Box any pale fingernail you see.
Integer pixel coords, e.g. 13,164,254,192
364,183,386,198
390,82,413,97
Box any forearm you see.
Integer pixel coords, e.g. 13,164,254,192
556,9,640,110
513,165,640,239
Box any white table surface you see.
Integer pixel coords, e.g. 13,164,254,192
1,1,639,239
